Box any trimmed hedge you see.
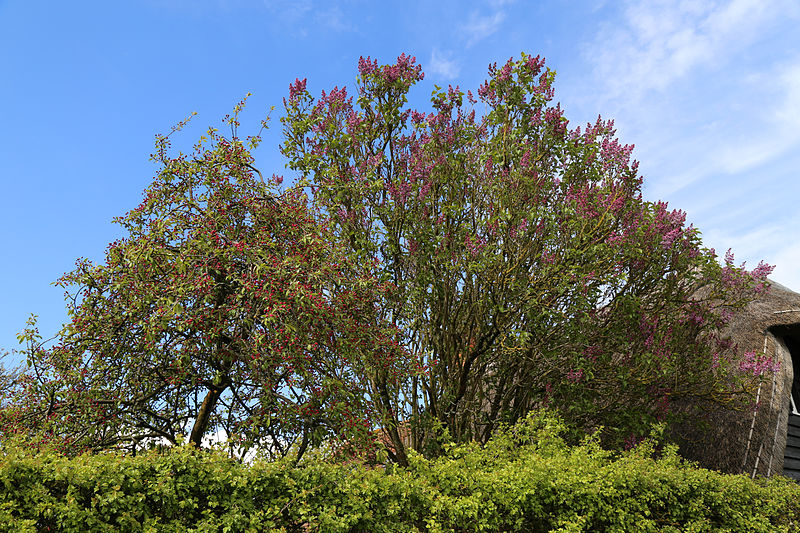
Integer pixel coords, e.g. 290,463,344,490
2,413,799,532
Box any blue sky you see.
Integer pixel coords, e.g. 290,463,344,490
1,0,799,364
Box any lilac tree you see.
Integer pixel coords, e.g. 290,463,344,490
281,53,773,459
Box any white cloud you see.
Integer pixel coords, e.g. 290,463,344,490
264,0,312,21
642,79,800,196
692,60,800,182
202,428,263,463
773,64,800,124
315,5,351,32
428,49,461,79
488,0,516,7
573,0,800,198
769,243,800,292
462,10,505,47
586,0,780,102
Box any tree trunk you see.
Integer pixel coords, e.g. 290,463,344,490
189,379,229,447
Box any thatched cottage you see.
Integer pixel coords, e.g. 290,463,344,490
676,280,800,480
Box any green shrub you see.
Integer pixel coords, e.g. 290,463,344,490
2,412,798,532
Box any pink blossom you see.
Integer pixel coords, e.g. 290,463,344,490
525,54,545,75
358,56,378,77
738,351,781,375
661,228,682,249
288,78,307,101
464,234,486,257
751,260,774,280
623,433,643,451
407,238,419,256
566,369,584,383
497,59,513,82
418,181,431,201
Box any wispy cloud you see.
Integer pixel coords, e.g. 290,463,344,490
314,5,352,32
662,58,800,201
488,0,516,8
769,243,800,291
711,62,800,174
263,0,312,23
428,49,461,79
462,10,505,47
635,58,800,200
586,0,782,102
575,1,800,196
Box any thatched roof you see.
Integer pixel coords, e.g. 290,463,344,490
675,280,800,478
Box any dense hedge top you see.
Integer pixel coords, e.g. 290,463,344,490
2,413,799,532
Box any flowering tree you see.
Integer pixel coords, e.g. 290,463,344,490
2,56,775,467
281,53,774,458
1,103,412,461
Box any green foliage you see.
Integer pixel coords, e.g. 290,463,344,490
2,96,413,461
280,53,774,457
2,411,798,532
1,52,776,468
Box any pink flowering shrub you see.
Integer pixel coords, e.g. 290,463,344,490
282,53,773,457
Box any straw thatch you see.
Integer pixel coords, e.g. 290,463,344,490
673,280,800,479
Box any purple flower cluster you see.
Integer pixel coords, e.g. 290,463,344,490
464,234,486,257
288,77,307,102
358,54,423,88
738,351,781,375
566,368,584,383
387,180,412,206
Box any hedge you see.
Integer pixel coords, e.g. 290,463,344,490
2,412,799,532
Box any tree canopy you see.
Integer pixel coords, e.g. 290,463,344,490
1,54,774,465
2,104,412,461
281,53,773,459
